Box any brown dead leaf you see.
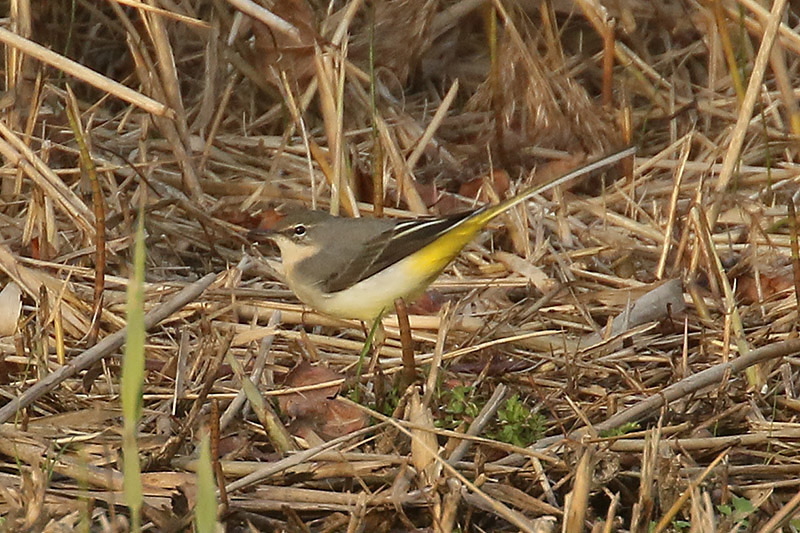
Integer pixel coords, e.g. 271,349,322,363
490,169,511,198
279,361,367,441
255,209,286,231
448,354,529,376
29,236,41,261
736,269,794,304
458,177,484,201
458,169,511,201
217,209,266,229
413,181,439,209
141,471,195,493
317,399,368,440
217,434,252,459
529,154,586,191
252,0,319,88
278,360,341,419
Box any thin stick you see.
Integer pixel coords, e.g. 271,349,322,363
224,424,385,493
757,487,800,533
655,133,691,279
0,26,171,117
494,337,800,465
652,447,730,533
343,398,540,533
209,400,229,512
789,199,800,314
225,346,296,455
422,301,452,408
709,0,789,226
220,310,282,431
65,86,105,347
584,338,800,439
447,383,507,465
225,0,302,42
0,273,217,424
602,19,615,106
404,80,459,197
0,121,95,234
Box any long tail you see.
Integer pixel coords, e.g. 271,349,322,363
474,146,636,225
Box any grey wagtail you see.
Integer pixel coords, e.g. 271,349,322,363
251,147,635,320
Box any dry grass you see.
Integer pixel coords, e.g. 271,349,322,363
2,0,800,531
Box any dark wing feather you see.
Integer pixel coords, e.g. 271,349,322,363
321,210,479,293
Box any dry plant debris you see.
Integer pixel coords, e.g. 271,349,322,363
1,0,800,531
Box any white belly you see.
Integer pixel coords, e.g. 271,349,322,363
294,252,436,321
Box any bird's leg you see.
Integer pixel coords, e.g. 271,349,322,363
394,297,416,391
352,310,386,402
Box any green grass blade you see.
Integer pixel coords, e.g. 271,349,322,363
121,206,146,531
195,432,219,533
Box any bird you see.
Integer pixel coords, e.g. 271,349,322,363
250,147,635,321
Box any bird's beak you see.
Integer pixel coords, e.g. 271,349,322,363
247,228,276,245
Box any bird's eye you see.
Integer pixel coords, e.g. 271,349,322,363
293,224,306,237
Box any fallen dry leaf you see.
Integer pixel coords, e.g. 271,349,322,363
408,390,440,485
252,0,319,88
736,269,794,304
278,361,368,441
583,278,685,346
0,281,22,336
458,168,511,201
317,399,368,440
278,360,341,419
254,208,287,231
